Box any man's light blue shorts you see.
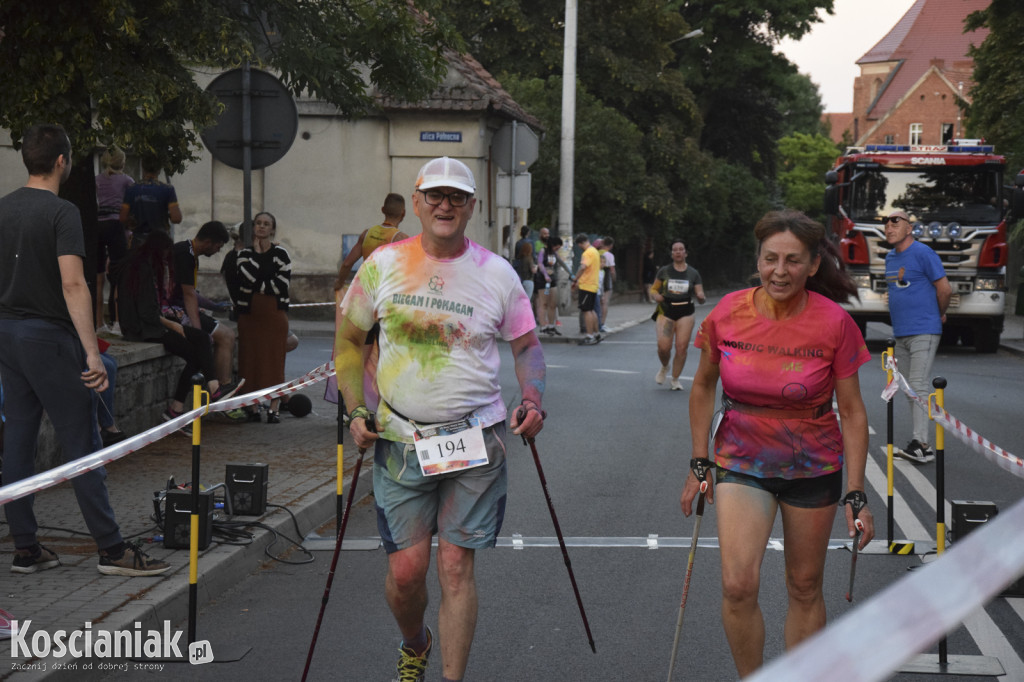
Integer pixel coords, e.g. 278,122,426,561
374,422,508,554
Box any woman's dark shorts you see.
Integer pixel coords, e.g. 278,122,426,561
716,466,842,509
660,300,695,321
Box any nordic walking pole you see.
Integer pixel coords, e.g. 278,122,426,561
301,414,375,682
336,389,345,528
518,408,596,654
667,457,710,682
844,491,867,602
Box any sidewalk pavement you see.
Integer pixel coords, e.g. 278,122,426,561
2,294,1022,678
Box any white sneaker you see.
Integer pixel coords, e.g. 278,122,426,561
655,366,668,385
670,378,683,391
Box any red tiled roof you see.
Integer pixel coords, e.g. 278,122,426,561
857,0,989,118
375,47,542,130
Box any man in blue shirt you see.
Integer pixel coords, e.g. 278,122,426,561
119,156,182,242
884,210,952,464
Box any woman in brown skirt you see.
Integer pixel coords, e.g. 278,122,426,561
236,211,292,423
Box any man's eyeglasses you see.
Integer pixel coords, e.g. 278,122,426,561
419,189,471,207
886,216,907,224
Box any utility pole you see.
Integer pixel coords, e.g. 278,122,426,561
558,0,577,246
556,0,578,317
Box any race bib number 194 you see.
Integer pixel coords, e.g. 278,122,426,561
414,418,488,476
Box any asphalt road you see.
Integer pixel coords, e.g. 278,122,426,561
92,319,1024,681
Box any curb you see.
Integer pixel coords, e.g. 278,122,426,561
533,315,652,344
1000,341,1024,358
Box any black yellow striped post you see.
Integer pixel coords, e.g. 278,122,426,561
884,339,896,548
882,339,915,555
188,373,206,646
932,376,948,666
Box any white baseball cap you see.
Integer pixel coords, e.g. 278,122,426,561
415,156,476,194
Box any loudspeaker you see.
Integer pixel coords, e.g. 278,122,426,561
225,463,269,516
163,489,214,550
286,394,312,417
949,500,1023,597
950,500,998,542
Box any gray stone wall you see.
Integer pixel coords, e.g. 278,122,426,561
32,339,184,471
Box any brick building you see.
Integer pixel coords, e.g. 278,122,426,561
849,0,990,146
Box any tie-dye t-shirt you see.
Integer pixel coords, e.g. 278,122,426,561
694,288,870,479
341,236,536,443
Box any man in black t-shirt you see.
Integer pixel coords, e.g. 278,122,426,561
0,124,169,577
165,221,236,388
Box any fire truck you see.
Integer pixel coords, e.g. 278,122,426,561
824,141,1022,353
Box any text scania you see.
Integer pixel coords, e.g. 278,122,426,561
11,620,183,659
910,157,946,165
721,339,824,358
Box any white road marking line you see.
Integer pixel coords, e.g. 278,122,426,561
1007,597,1024,622
866,449,932,542
964,604,1024,680
867,446,1021,675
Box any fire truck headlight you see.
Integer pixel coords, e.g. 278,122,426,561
927,221,943,238
976,277,1004,291
912,222,925,238
851,274,871,289
946,222,962,238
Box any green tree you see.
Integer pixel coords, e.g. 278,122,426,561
965,0,1024,173
777,69,828,139
434,0,832,284
443,0,698,247
673,0,834,182
0,1,459,172
965,0,1024,286
0,0,459,296
777,132,841,220
501,75,658,236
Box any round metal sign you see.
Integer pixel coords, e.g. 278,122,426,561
200,68,298,170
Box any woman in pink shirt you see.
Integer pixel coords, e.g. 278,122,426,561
681,210,875,677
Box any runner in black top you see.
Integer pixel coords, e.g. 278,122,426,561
649,239,705,390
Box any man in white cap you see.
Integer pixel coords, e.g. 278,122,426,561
884,209,951,464
335,156,546,682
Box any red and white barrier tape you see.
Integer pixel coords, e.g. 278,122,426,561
0,361,336,507
928,397,1024,478
882,355,1022,478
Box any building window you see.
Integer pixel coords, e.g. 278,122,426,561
909,123,923,145
941,123,954,144
884,134,895,145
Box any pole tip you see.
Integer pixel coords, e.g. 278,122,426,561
932,376,947,389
